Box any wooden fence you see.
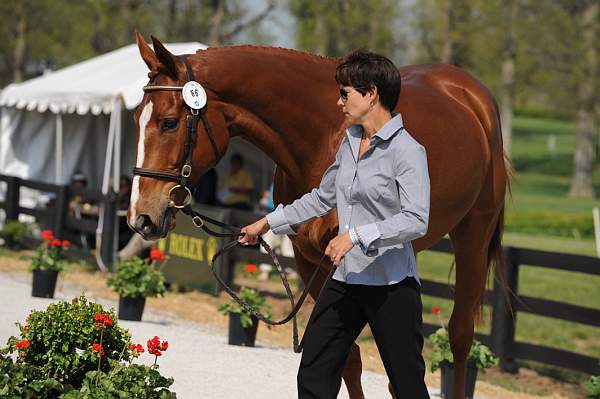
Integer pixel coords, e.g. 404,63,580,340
0,174,118,266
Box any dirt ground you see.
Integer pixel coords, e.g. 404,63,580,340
0,252,589,399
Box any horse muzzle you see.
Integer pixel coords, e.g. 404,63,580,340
130,208,175,240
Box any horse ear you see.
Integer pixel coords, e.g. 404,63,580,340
135,31,160,72
151,35,181,80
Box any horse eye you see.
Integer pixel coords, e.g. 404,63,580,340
161,118,179,132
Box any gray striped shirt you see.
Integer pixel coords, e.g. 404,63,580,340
266,114,430,286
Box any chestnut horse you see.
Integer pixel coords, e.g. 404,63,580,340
129,33,507,399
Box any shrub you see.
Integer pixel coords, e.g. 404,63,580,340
0,220,30,246
218,287,272,328
505,212,594,239
29,229,70,272
585,375,600,399
107,255,166,298
428,306,499,372
1,295,177,398
4,295,131,387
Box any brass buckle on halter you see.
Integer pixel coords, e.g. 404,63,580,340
192,216,204,228
167,185,192,209
181,164,192,178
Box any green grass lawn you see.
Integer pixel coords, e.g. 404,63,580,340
506,117,600,240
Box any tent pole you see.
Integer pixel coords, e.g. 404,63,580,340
95,103,118,272
113,97,122,193
55,113,63,184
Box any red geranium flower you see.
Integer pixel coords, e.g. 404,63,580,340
41,229,54,241
62,240,70,249
130,343,144,353
15,339,30,349
95,313,113,327
150,248,166,261
92,343,105,356
50,239,62,247
147,335,168,356
244,264,258,273
432,306,441,315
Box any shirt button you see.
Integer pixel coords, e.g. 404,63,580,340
348,205,352,209
348,186,351,189
345,225,349,229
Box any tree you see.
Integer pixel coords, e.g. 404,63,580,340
289,0,403,60
163,0,276,46
568,0,598,199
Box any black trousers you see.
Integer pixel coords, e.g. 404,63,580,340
298,277,430,399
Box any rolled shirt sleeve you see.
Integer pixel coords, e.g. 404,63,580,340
266,144,342,235
355,145,430,255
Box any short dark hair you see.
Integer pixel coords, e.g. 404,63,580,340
335,50,401,112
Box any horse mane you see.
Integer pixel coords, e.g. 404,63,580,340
195,45,339,64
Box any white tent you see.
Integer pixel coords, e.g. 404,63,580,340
0,41,275,204
0,42,204,195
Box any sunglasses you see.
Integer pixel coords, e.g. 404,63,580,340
339,87,368,102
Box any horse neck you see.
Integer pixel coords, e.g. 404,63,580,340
197,47,344,185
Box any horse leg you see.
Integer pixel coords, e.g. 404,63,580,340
448,206,502,398
293,248,365,399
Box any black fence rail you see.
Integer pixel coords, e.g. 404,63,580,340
0,174,118,266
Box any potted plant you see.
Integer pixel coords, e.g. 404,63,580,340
1,294,176,397
428,306,499,399
107,247,167,321
0,220,29,249
28,229,69,298
218,279,272,347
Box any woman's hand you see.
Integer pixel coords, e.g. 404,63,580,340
238,217,270,245
325,233,354,267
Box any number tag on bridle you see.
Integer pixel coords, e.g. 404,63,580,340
182,81,207,110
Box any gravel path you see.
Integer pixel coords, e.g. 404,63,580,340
0,272,446,398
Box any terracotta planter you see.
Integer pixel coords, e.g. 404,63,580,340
228,312,259,347
31,269,58,298
440,360,478,399
118,296,146,321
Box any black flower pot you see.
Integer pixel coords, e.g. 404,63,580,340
440,360,478,399
31,269,58,298
228,312,259,347
118,296,146,321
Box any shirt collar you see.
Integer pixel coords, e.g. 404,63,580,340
345,113,404,142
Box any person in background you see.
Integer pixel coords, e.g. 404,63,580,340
219,153,254,210
193,168,218,205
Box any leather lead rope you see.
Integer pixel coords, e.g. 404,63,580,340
181,204,334,353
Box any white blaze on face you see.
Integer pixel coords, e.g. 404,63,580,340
129,101,153,227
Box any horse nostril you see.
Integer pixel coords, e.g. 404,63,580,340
135,214,154,235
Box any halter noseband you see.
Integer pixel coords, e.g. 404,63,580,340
133,56,221,209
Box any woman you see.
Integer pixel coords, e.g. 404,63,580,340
239,50,431,399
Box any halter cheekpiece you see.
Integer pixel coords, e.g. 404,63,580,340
133,56,221,208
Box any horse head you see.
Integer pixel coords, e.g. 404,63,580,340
129,32,230,240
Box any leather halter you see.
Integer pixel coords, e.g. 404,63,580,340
133,56,221,208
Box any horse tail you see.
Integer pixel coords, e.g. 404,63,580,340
477,99,513,324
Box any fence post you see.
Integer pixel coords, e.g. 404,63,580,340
100,191,117,271
5,176,20,221
491,246,520,373
53,185,69,239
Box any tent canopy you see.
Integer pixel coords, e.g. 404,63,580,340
0,42,205,115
